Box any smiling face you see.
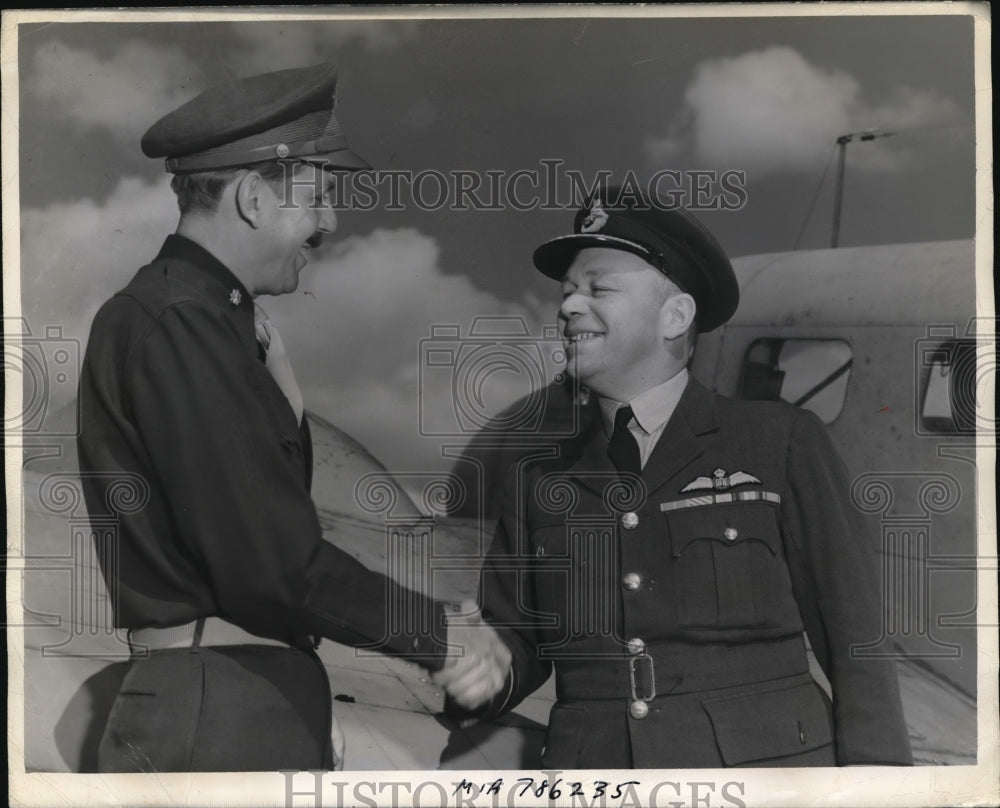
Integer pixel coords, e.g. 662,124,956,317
559,247,694,400
255,162,338,295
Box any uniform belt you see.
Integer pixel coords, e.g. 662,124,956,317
554,635,809,702
127,616,315,655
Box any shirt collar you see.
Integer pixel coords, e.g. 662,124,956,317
599,368,690,438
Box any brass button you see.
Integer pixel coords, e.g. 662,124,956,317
626,637,645,655
620,511,639,530
623,572,641,590
724,527,738,541
629,700,649,719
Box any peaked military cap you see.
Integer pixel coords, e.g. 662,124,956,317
141,63,370,174
533,186,740,332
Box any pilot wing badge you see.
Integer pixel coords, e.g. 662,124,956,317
580,197,609,233
680,467,762,493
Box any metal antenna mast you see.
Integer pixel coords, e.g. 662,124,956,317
831,130,895,248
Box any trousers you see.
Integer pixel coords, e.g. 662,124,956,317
97,645,334,772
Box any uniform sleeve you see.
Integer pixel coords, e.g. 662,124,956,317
445,464,552,724
781,408,912,765
126,300,446,667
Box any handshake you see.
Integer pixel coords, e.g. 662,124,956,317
433,600,512,710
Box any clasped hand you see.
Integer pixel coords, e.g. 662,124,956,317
433,599,512,710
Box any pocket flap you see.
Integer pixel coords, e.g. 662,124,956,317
666,502,780,557
701,679,833,765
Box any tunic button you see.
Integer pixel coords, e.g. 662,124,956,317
620,511,639,530
724,527,738,541
629,700,649,719
626,637,645,655
623,572,641,590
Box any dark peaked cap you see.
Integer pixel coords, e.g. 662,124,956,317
142,63,370,174
533,187,740,332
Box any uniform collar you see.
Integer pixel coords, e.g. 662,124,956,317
155,233,253,313
598,368,690,438
567,374,717,500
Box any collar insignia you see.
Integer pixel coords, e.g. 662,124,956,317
229,289,242,307
680,468,762,493
580,197,609,233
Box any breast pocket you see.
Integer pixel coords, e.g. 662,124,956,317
665,502,789,629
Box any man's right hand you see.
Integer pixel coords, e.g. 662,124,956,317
433,600,512,710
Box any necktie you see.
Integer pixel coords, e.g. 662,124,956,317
607,405,641,475
254,305,304,424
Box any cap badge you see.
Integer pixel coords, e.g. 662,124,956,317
580,197,609,233
229,289,242,307
680,468,762,493
275,143,290,158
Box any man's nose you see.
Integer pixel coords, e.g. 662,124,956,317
560,290,585,319
318,207,337,233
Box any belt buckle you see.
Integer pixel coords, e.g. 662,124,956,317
126,628,142,657
629,652,656,702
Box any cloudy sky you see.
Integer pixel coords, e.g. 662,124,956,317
12,9,978,474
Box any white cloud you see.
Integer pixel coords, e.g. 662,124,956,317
19,176,177,417
227,20,420,75
264,228,554,473
25,39,198,142
645,46,963,175
24,23,418,141
19,166,555,474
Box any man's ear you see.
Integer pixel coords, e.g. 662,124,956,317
661,292,697,341
234,170,266,228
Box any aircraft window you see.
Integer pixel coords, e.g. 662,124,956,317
919,340,977,434
739,338,852,424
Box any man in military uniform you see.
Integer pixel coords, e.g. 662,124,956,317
446,187,912,767
78,63,508,772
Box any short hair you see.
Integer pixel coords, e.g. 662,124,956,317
170,160,293,217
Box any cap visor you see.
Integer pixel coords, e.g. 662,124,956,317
303,148,372,171
533,234,658,279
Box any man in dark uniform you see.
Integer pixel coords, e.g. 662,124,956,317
446,187,913,767
77,63,508,772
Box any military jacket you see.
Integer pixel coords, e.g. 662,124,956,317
77,235,445,664
452,377,912,767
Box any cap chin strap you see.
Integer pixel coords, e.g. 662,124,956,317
541,233,664,272
165,134,354,174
